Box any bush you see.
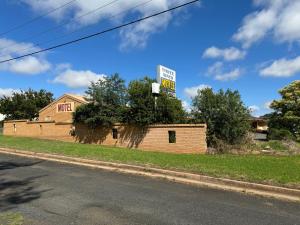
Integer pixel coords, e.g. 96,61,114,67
192,88,250,147
268,128,295,141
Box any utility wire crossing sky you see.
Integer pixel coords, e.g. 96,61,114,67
0,0,199,64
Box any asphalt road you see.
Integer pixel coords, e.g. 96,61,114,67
0,153,300,225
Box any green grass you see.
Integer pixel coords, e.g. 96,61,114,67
0,212,23,225
0,136,300,188
259,140,289,151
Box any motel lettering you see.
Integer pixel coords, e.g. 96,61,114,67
57,102,74,112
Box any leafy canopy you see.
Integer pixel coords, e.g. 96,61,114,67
0,89,54,120
74,75,186,127
268,80,300,140
192,88,250,146
126,77,186,125
73,73,127,127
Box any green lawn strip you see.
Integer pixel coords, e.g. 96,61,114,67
0,136,299,188
0,212,23,225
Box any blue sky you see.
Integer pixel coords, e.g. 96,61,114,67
0,0,300,117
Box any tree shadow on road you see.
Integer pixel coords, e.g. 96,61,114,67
0,159,51,212
0,160,43,171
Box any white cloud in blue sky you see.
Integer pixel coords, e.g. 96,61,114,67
214,68,242,82
20,0,194,49
233,0,300,48
260,56,300,77
52,65,106,88
206,62,242,81
0,88,19,98
203,46,246,61
0,38,51,75
184,84,211,98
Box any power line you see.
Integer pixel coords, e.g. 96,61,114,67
0,0,199,64
2,0,154,57
0,0,120,54
0,0,77,37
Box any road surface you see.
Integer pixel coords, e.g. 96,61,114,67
0,153,299,225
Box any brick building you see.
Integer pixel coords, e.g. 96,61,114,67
3,94,207,154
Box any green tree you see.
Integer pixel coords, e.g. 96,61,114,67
125,77,155,125
268,80,300,140
192,88,250,147
0,89,54,120
156,93,186,124
73,74,127,127
126,77,186,125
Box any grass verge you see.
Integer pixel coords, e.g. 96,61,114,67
0,135,299,188
258,140,289,151
0,212,23,225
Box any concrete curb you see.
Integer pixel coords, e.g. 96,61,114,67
0,147,299,203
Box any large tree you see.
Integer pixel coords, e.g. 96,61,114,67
0,89,54,120
192,88,250,147
125,77,186,125
73,73,127,127
268,80,300,140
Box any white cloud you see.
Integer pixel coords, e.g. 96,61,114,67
207,62,242,81
184,84,211,98
7,57,50,75
52,67,106,88
214,68,242,81
249,105,260,112
260,56,300,77
119,13,171,50
264,101,272,109
233,0,300,48
0,88,19,98
0,38,51,75
207,61,223,75
274,1,300,43
233,9,276,48
182,100,192,113
203,46,246,61
249,105,260,116
20,0,197,49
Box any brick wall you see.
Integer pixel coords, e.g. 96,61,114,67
3,120,73,141
3,122,207,154
75,124,207,154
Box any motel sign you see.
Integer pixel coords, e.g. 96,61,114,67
157,65,176,97
57,102,74,113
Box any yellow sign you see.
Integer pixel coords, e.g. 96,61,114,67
161,78,175,92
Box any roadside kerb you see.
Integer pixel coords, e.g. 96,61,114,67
0,147,299,203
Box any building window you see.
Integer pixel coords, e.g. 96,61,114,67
112,128,118,139
168,130,176,143
13,124,16,133
39,125,43,134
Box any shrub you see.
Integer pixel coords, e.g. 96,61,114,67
268,128,295,141
192,88,250,147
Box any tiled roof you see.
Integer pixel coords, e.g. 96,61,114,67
65,94,88,103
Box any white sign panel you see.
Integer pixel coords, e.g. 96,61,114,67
156,65,176,96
